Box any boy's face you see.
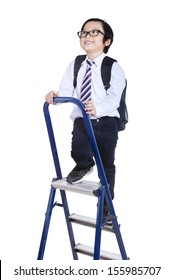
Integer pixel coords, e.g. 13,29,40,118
80,21,111,58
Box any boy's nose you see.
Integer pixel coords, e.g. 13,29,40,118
86,33,91,38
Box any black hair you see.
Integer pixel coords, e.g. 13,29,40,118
80,18,114,53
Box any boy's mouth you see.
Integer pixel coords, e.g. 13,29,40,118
84,41,93,45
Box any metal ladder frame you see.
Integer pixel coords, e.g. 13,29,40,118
37,97,128,260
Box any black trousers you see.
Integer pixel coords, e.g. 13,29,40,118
71,117,119,199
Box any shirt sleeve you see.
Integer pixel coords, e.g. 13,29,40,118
95,62,125,118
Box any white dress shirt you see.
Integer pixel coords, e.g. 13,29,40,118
58,53,125,120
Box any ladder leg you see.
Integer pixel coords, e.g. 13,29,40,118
105,190,128,260
93,186,105,260
37,186,56,260
60,190,78,260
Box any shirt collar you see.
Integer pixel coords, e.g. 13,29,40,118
84,53,106,68
93,53,105,66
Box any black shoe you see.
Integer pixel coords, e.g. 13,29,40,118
104,216,112,226
103,205,113,226
66,165,93,184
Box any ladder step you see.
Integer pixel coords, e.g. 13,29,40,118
75,243,121,260
69,213,114,232
51,178,101,196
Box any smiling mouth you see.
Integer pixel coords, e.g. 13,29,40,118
85,41,93,45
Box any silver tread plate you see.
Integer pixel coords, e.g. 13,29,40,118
51,178,101,196
75,243,121,260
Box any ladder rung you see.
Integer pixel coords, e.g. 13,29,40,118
51,178,101,196
69,213,114,232
75,243,121,260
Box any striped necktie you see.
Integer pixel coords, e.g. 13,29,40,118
80,60,94,102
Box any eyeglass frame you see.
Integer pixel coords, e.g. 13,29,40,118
77,29,105,38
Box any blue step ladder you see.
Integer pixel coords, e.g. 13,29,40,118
37,97,128,260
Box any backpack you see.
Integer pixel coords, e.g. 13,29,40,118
73,55,128,131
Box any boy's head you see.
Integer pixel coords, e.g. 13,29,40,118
79,18,114,54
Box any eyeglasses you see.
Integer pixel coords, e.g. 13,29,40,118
77,29,105,38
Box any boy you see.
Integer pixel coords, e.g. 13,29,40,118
45,18,125,217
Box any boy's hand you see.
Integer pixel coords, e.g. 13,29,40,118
83,100,96,117
45,91,59,104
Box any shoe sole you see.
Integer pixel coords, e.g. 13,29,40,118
106,220,113,226
68,167,93,184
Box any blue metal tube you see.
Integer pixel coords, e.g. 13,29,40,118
37,187,56,260
41,100,78,260
94,186,105,260
43,102,62,179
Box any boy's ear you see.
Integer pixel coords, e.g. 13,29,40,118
105,39,111,46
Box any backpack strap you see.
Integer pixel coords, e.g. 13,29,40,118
73,55,86,88
117,79,128,131
101,56,117,90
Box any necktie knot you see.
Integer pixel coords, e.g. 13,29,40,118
86,59,94,68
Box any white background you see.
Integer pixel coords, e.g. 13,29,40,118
0,0,174,274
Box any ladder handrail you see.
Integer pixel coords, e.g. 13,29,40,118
43,96,110,197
